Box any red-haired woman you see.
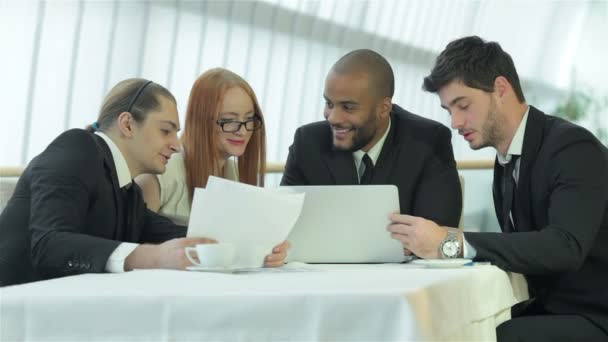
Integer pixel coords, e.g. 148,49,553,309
136,68,288,267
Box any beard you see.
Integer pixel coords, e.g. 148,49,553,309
469,98,505,151
481,99,505,149
331,109,378,152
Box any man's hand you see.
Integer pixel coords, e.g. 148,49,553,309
264,240,290,268
387,214,455,259
125,237,217,271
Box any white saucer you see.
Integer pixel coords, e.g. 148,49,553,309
186,265,246,273
411,258,472,268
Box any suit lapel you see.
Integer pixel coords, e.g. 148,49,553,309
372,117,399,185
492,157,506,231
515,106,545,232
93,134,125,241
322,151,358,185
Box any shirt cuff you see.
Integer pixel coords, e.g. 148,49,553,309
105,242,139,273
462,235,477,259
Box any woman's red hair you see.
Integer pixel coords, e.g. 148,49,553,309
181,68,266,202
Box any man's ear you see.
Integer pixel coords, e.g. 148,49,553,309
116,112,136,138
493,76,512,100
378,97,392,119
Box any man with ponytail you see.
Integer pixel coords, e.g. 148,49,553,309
0,79,214,286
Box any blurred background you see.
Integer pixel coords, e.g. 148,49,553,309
1,0,607,232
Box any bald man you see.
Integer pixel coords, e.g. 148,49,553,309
281,49,462,245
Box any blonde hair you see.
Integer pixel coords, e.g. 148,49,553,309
91,78,175,132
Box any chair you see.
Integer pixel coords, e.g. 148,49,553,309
0,177,19,213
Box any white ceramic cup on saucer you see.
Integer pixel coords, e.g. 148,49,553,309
185,243,236,268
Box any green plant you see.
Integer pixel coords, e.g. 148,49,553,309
553,86,608,145
554,90,592,122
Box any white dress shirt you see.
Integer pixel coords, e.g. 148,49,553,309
353,118,391,176
156,151,239,225
95,132,139,272
463,107,529,259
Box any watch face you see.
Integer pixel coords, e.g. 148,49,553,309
442,241,458,257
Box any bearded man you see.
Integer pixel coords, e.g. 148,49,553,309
388,36,608,341
281,49,462,230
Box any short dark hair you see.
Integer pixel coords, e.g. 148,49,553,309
423,36,525,103
332,49,394,99
93,78,176,132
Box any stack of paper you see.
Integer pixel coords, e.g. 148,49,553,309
186,176,305,255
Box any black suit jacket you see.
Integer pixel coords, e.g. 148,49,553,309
281,104,462,227
465,106,608,333
0,129,185,286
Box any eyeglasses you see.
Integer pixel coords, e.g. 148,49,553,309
216,116,263,133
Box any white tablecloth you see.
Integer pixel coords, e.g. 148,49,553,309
0,264,528,341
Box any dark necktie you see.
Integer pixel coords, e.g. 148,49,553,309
359,154,374,185
501,156,519,232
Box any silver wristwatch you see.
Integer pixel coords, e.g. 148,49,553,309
439,230,460,258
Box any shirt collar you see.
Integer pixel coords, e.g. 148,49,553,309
497,106,529,165
95,131,132,188
353,117,391,168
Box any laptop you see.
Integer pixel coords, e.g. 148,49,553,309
281,185,407,263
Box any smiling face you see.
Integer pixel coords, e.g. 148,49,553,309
323,71,387,152
215,86,256,160
438,80,506,151
126,95,181,175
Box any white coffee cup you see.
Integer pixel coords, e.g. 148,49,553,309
185,243,235,268
234,245,268,268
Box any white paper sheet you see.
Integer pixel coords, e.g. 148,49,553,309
186,176,305,257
